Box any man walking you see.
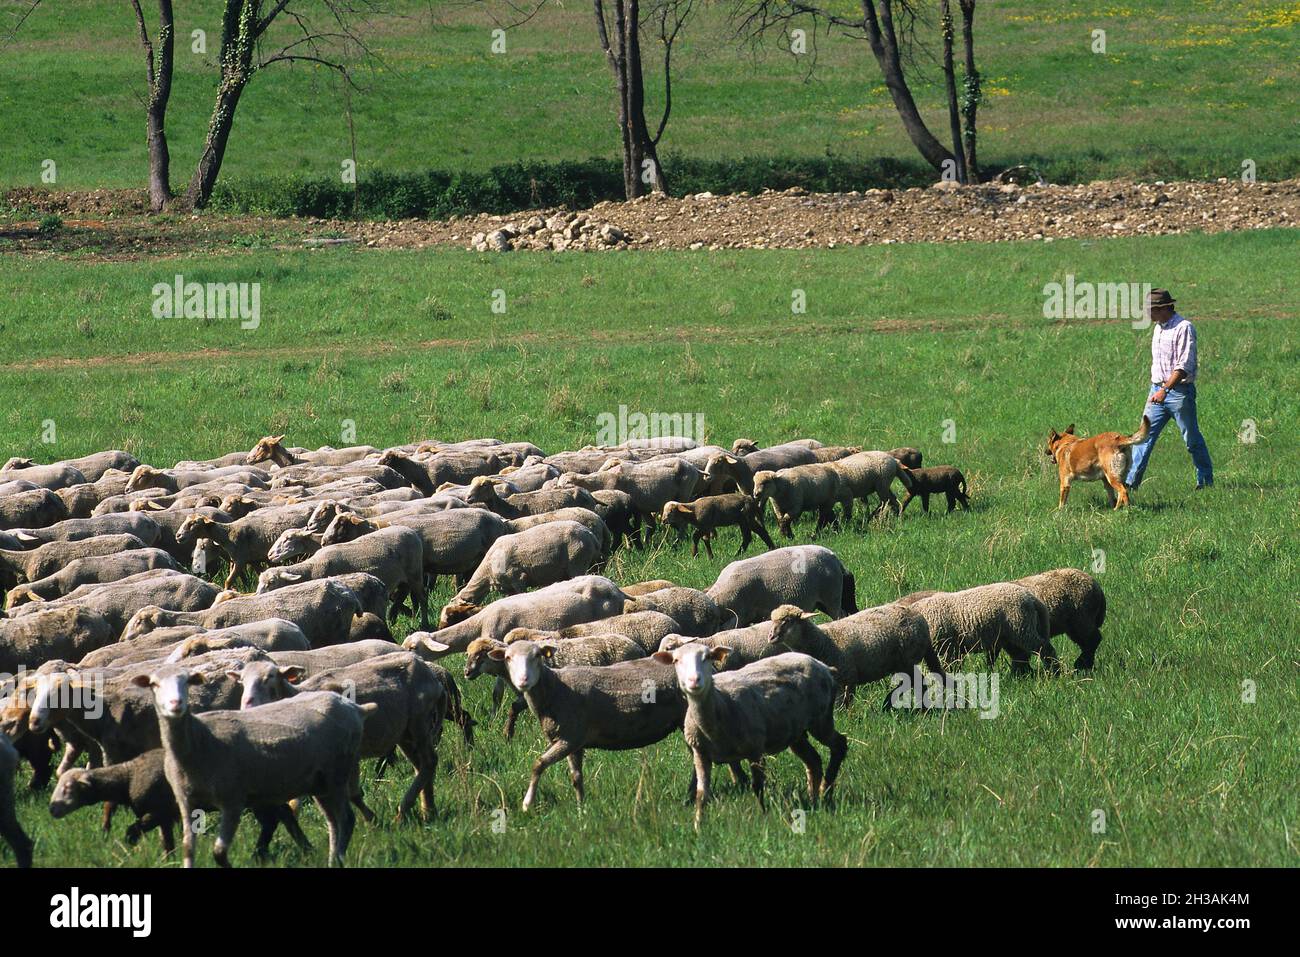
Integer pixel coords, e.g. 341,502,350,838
1126,289,1214,491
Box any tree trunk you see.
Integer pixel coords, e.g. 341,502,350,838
184,79,248,209
958,0,981,181
939,1,966,183
597,0,667,200
131,0,175,212
862,0,955,172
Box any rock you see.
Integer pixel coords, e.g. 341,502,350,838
487,229,512,252
934,179,961,191
598,224,625,245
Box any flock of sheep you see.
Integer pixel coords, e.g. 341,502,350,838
0,435,1106,866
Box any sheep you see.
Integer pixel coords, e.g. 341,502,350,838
132,669,372,868
442,520,605,613
256,525,427,627
899,466,969,514
246,435,377,468
490,641,692,810
267,527,322,564
7,571,221,641
0,605,116,672
590,489,641,549
268,461,408,492
466,476,599,519
556,458,701,528
404,575,631,656
174,504,316,588
828,450,915,520
622,579,678,597
0,533,148,593
768,603,944,708
657,622,784,671
810,445,863,463
48,749,310,857
348,611,392,643
728,441,821,474
625,586,728,636
493,461,560,492
4,548,179,611
162,620,312,662
0,460,85,491
0,511,162,552
1013,568,1107,669
233,651,446,822
0,487,67,531
553,610,681,654
504,507,613,554
652,643,846,829
0,732,33,867
123,577,369,648
505,628,643,665
886,447,923,469
706,545,857,626
56,470,136,519
125,464,270,495
896,583,1059,674
752,463,852,537
377,449,505,495
660,493,775,558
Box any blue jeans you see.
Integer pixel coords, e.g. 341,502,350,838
1126,383,1213,488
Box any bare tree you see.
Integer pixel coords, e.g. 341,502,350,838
732,0,956,174
939,0,964,183
182,1,381,210
129,1,176,211
957,0,980,180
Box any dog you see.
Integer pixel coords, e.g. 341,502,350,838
1045,416,1150,509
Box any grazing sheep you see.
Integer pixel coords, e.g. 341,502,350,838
246,435,377,468
706,545,857,626
443,520,605,611
769,603,944,708
174,504,318,586
621,579,678,597
557,458,701,528
0,487,68,531
0,512,162,552
553,610,681,654
56,470,134,518
162,620,312,662
234,651,446,822
466,476,599,519
4,548,179,610
257,525,427,627
657,621,784,671
504,507,612,555
897,583,1059,674
625,586,728,636
660,493,776,558
7,570,221,640
126,464,269,495
1014,568,1107,669
589,489,641,549
729,441,822,473
0,732,33,867
504,628,644,666
0,605,116,672
494,461,562,492
405,575,631,656
886,447,923,469
752,463,851,537
266,527,322,564
828,450,915,521
809,445,862,463
133,669,371,867
0,460,86,491
0,533,148,593
652,644,847,829
378,449,505,496
899,466,969,515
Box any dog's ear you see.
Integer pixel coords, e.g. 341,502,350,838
1065,424,1075,434
1048,429,1058,441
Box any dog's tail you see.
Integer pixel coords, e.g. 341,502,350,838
1122,415,1151,446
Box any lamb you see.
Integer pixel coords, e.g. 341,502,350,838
4,548,179,610
234,651,446,822
465,476,599,518
652,644,847,828
442,520,605,612
490,641,694,810
657,621,784,671
625,586,728,636
0,605,116,672
493,461,560,492
660,493,775,558
828,450,915,520
246,435,377,468
256,525,427,627
0,511,162,552
752,463,852,537
0,487,67,531
0,732,33,868
1013,568,1107,669
267,527,322,564
809,445,863,463
132,669,372,867
886,447,923,469
123,576,370,648
0,459,85,490
162,620,312,661
899,466,969,514
769,603,944,708
404,575,631,656
706,545,857,625
896,583,1059,674
505,628,643,665
728,441,821,474
0,533,148,593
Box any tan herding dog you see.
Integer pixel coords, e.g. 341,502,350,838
1045,416,1150,509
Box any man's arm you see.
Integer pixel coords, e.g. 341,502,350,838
1153,325,1193,401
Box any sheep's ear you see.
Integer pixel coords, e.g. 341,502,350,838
651,651,675,665
281,666,307,684
1065,424,1075,434
420,636,451,653
224,670,242,682
280,572,303,583
708,645,732,668
673,502,692,514
130,674,153,689
487,647,506,661
537,643,557,660
187,672,206,686
801,611,818,620
15,532,39,542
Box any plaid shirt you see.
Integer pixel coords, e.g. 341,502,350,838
1151,313,1197,385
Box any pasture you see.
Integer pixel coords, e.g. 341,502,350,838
2,229,1296,867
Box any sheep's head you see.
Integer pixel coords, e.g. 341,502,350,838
49,768,96,819
175,513,218,547
125,465,163,493
490,639,554,693
123,605,166,641
269,528,320,563
4,586,38,611
212,589,241,605
377,449,406,468
231,661,303,709
464,476,497,504
305,500,346,534
660,501,693,527
2,457,33,471
655,634,694,654
221,495,261,518
27,671,80,733
246,435,287,465
731,439,759,456
503,627,552,645
321,512,375,546
402,632,451,659
769,604,817,645
464,638,505,679
652,642,729,695
257,568,304,593
131,670,204,719
438,600,480,628
751,470,777,504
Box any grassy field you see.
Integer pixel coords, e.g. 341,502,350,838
2,229,1297,867
2,0,1298,194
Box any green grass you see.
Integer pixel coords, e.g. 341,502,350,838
1,0,1298,197
2,229,1297,866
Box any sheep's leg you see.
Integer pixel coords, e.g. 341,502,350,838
736,524,751,555
789,735,823,807
178,796,197,869
689,529,701,558
700,532,714,560
505,695,527,740
815,725,848,800
397,737,436,822
412,578,430,630
276,804,312,851
566,750,586,806
212,804,241,868
1038,639,1062,675
222,562,244,590
692,750,713,832
1004,643,1032,676
748,760,767,812
313,790,350,867
349,766,377,824
753,520,776,551
523,739,574,811
419,738,439,819
899,492,915,514
0,795,32,869
159,823,175,856
1072,627,1101,670
55,741,83,778
490,676,506,716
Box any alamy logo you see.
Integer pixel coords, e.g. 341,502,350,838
49,887,151,937
595,405,704,447
889,666,1000,719
152,274,261,330
1042,274,1152,328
